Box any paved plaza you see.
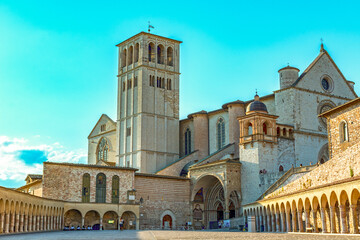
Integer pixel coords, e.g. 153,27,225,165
1,230,360,240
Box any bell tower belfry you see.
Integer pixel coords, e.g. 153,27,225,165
116,32,182,173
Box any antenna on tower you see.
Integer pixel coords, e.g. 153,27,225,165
148,21,155,33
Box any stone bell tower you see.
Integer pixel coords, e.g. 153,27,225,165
116,32,182,173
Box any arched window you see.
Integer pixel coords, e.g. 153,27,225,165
340,121,349,142
112,175,119,204
194,188,203,202
263,122,267,135
96,173,106,203
121,49,127,67
157,45,164,64
167,47,173,66
279,165,284,172
82,173,90,203
167,79,172,90
185,128,191,155
217,118,225,150
247,123,253,135
282,128,287,137
276,127,280,137
134,43,139,63
128,46,133,65
97,138,109,162
148,42,155,62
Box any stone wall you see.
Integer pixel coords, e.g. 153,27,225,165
156,151,198,176
134,173,190,230
42,162,135,203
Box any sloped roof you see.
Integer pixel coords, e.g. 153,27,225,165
25,174,42,181
88,114,116,139
291,48,357,97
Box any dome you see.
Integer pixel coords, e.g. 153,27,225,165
246,94,268,114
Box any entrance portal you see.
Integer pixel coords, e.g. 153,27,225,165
217,203,224,221
162,215,172,229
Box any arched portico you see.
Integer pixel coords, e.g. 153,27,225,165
120,211,136,230
160,210,176,230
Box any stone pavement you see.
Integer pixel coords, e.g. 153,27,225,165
1,230,360,240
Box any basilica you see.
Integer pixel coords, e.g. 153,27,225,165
0,31,359,235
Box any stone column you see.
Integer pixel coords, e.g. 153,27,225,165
82,217,85,229
50,216,53,230
0,213,4,233
312,211,318,233
267,215,271,232
263,214,268,232
329,206,336,233
19,214,24,232
305,209,310,231
10,213,15,232
15,214,19,232
136,218,140,230
100,218,103,230
272,214,276,232
281,212,286,232
260,215,264,232
350,205,359,234
40,215,43,231
292,211,297,232
297,211,304,232
37,215,40,231
286,212,291,232
339,205,348,233
320,208,327,233
33,215,37,231
44,216,47,231
5,213,9,233
24,214,28,232
118,216,120,230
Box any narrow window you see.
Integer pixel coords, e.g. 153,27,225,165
248,123,253,135
134,43,139,63
263,123,267,135
121,49,127,67
282,128,286,137
100,124,106,132
217,118,225,150
185,128,191,155
134,76,138,87
276,127,280,137
167,47,173,66
340,121,348,142
167,79,172,90
126,127,131,136
161,78,165,89
128,46,133,65
122,82,126,91
157,45,164,64
152,76,155,87
97,138,109,162
157,77,161,88
82,173,90,203
148,43,155,62
96,173,106,203
279,165,284,172
111,175,120,204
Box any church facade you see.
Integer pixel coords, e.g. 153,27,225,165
0,31,358,234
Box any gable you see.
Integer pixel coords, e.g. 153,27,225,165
88,114,116,139
294,51,357,99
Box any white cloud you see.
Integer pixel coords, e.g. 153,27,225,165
0,136,86,185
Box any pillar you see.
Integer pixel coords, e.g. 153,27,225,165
24,214,28,232
33,215,37,231
276,213,280,232
312,211,318,233
263,214,268,232
15,214,19,232
100,218,103,230
5,213,9,233
329,206,336,233
118,216,120,230
0,213,4,233
339,205,348,233
350,205,359,234
44,216,47,231
272,213,276,232
297,211,304,232
286,212,291,232
37,215,40,231
305,209,311,231
267,215,271,232
320,208,327,233
82,217,85,229
136,218,140,230
40,215,43,231
281,212,286,232
292,211,297,232
10,213,15,233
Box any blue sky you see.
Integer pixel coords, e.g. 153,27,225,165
1,0,360,188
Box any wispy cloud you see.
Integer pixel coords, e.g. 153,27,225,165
0,136,86,188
